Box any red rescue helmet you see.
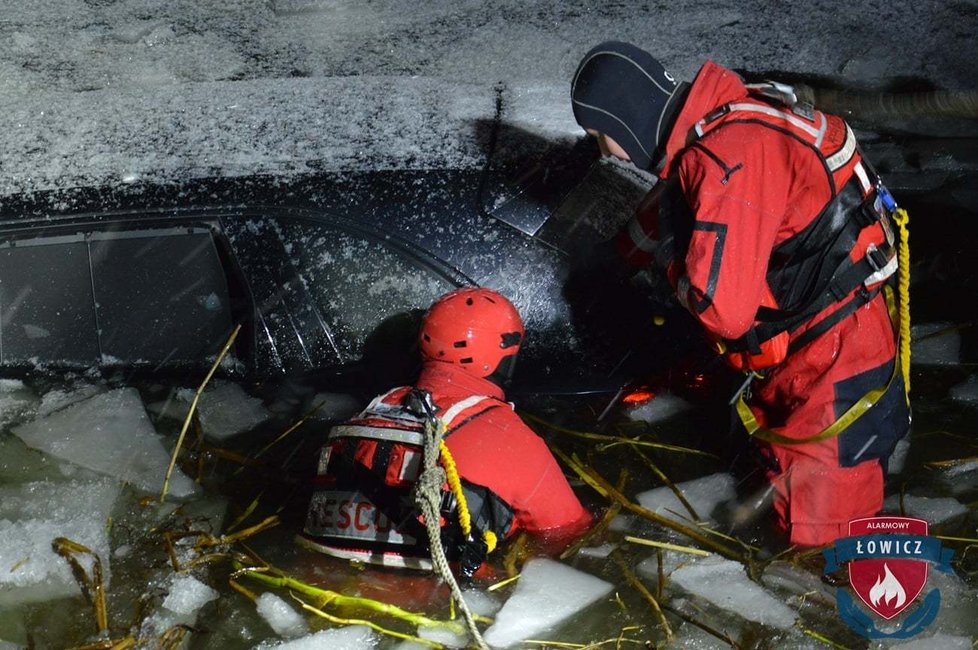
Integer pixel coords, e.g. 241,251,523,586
419,288,525,379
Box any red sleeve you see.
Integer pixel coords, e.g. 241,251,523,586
445,406,591,534
673,129,790,340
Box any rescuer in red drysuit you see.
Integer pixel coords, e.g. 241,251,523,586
571,42,910,547
298,287,591,572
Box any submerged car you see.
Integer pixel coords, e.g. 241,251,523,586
0,143,704,400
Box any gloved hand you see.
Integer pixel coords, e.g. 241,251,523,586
457,535,489,580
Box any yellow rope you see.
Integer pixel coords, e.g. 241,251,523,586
893,206,912,397
438,439,497,554
438,439,471,537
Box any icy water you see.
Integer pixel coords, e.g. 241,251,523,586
0,355,976,649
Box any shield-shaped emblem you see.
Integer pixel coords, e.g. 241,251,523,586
848,516,929,619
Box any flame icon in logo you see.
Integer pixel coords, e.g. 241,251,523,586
869,563,907,609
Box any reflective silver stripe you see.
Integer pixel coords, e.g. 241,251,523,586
864,254,898,287
726,102,820,138
441,395,490,427
627,217,658,253
813,111,827,148
329,424,425,445
358,387,403,418
826,124,857,172
853,161,872,193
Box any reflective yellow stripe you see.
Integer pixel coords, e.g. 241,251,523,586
738,362,897,445
738,287,903,446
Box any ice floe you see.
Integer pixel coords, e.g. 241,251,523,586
882,494,969,525
886,633,974,650
482,558,613,648
911,323,962,366
635,473,737,523
256,592,309,639
11,387,196,498
626,391,690,424
667,555,798,630
162,573,219,616
0,478,120,608
253,624,378,649
949,374,978,405
149,381,271,440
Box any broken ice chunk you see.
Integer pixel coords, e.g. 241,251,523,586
11,387,196,498
889,632,973,650
949,374,978,405
38,383,104,417
0,478,120,608
882,494,968,524
162,574,218,616
911,323,961,366
626,391,690,423
669,555,798,630
196,381,271,440
635,473,736,523
0,378,36,429
482,558,613,648
254,624,378,649
256,592,309,639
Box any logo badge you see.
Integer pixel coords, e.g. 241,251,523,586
847,517,927,619
823,516,955,639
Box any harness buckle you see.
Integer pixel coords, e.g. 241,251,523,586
865,243,887,273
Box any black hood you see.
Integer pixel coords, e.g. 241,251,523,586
572,41,688,172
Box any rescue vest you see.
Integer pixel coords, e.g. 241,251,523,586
298,387,515,570
688,83,899,369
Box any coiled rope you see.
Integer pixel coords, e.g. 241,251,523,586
416,413,490,650
894,206,912,396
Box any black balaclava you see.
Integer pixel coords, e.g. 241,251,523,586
571,41,689,172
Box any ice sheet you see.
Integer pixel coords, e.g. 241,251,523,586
254,625,378,649
888,632,973,650
196,381,271,440
11,387,197,498
949,374,978,405
256,592,309,639
882,494,968,524
482,558,613,648
0,478,120,608
669,555,798,630
635,473,737,523
626,392,690,423
911,323,962,366
162,574,219,616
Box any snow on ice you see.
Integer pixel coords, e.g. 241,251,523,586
882,494,969,525
886,633,974,650
666,555,798,630
483,558,613,648
11,387,197,498
910,323,962,366
635,473,737,523
254,624,378,649
161,573,219,616
0,478,120,608
626,391,691,424
256,592,309,639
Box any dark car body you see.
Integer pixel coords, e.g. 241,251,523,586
0,140,705,399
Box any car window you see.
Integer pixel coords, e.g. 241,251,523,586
0,227,233,368
223,214,459,371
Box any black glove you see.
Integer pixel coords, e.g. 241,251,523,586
458,535,489,580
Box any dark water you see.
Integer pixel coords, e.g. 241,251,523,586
1,361,976,649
